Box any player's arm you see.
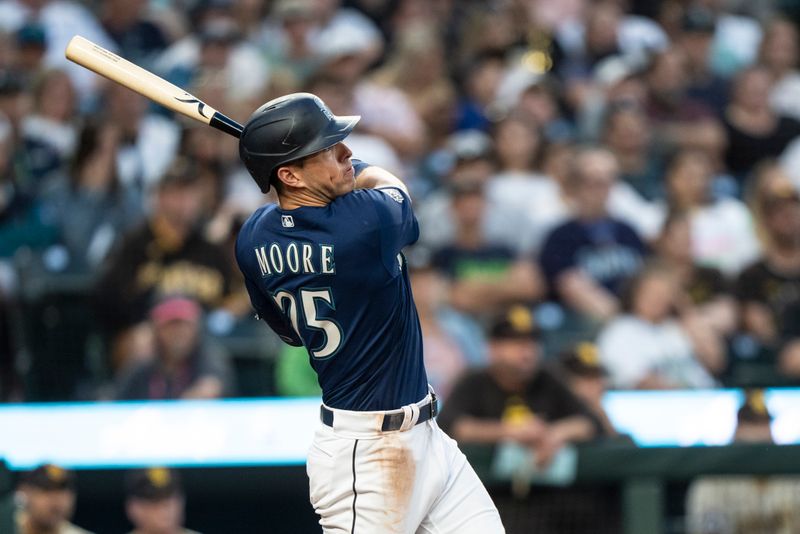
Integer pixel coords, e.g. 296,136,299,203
353,161,410,197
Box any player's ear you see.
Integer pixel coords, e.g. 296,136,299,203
275,165,304,190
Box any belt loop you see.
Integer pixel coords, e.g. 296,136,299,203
400,404,420,431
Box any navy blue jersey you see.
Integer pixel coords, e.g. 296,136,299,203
235,183,427,411
539,217,647,298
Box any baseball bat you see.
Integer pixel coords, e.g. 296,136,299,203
65,35,243,138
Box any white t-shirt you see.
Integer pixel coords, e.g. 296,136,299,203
688,199,761,277
597,315,717,389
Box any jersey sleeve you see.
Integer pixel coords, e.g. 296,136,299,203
337,187,420,274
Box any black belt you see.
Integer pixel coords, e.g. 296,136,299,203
320,394,439,432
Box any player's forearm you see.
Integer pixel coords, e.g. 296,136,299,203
354,165,409,196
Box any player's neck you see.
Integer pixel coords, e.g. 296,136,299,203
278,189,331,210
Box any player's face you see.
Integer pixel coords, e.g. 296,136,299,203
21,487,75,529
295,142,354,200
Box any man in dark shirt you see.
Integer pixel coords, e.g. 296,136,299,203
539,147,647,322
438,305,601,467
95,158,239,369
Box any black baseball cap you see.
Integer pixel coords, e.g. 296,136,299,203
126,467,183,501
681,7,716,34
559,342,608,378
488,305,540,340
20,464,76,491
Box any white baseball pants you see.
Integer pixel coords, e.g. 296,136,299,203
306,393,505,534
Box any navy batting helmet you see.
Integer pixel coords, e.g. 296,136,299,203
239,92,360,193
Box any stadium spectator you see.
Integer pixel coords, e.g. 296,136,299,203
643,48,726,157
371,22,456,149
100,0,169,69
597,263,724,389
125,467,201,534
601,101,663,200
20,69,78,185
654,210,737,339
14,22,48,83
438,305,602,466
416,129,497,249
737,162,800,377
95,158,240,369
39,120,144,271
15,463,94,534
686,390,800,533
453,52,506,132
409,251,487,400
539,146,647,322
677,7,730,118
759,17,800,122
723,65,800,183
99,83,181,192
259,0,319,91
114,295,235,400
0,0,116,103
431,179,543,319
663,148,760,276
557,342,625,439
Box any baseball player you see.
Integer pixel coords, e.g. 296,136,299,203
235,93,505,533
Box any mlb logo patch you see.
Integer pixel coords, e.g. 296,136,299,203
281,215,295,228
384,189,404,204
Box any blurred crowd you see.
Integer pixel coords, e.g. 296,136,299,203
0,0,799,412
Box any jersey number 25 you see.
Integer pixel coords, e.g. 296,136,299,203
272,288,343,359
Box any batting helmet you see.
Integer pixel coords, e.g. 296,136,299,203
239,92,360,193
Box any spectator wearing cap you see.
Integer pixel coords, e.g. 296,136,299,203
686,390,800,533
125,467,201,534
736,162,800,378
15,22,47,81
95,158,240,369
557,342,623,439
539,146,648,323
114,295,235,400
677,7,729,119
597,263,723,390
438,305,601,469
430,176,544,320
15,464,94,534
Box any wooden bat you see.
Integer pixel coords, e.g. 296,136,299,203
65,35,243,138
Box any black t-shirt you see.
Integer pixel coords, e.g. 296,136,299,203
723,116,800,178
735,259,800,333
686,266,728,305
437,367,603,439
95,220,237,332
